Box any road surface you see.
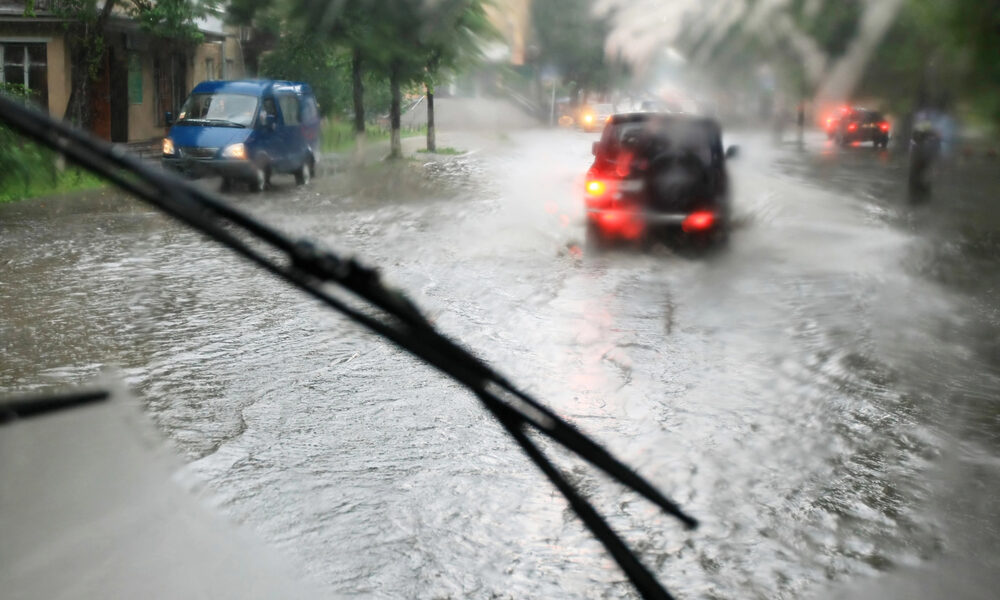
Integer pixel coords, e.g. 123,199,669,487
1,127,998,599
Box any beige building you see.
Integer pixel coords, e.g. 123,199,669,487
0,1,246,143
484,0,531,65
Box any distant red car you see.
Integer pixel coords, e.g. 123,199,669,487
823,106,851,139
833,108,890,148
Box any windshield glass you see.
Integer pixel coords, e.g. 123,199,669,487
3,1,1000,600
177,93,258,127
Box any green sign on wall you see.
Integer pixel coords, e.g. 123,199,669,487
128,53,142,104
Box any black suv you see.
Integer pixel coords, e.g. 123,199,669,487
834,108,890,148
584,113,734,245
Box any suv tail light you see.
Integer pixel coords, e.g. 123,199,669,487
847,123,858,132
682,210,715,233
586,179,607,196
879,122,890,132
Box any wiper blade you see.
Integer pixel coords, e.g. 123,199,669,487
202,118,246,128
177,118,245,128
0,95,697,600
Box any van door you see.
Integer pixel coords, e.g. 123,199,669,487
300,94,321,154
276,93,306,171
257,95,286,169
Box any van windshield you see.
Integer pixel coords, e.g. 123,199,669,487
177,93,258,128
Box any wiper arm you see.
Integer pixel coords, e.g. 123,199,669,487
0,95,697,600
176,118,245,128
202,118,246,128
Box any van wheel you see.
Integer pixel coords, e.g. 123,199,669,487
294,157,313,186
249,161,270,193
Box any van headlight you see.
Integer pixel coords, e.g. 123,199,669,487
162,137,175,156
222,143,247,160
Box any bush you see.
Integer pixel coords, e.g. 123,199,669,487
0,83,104,203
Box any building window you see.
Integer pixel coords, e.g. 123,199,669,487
205,58,215,81
0,42,48,108
128,52,143,104
154,53,187,126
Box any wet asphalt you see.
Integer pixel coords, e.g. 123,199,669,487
1,127,998,599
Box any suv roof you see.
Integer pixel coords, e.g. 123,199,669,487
599,112,724,162
609,111,719,127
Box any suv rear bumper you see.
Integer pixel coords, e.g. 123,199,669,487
587,208,689,224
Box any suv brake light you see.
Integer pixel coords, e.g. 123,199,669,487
586,180,606,196
847,123,858,132
879,122,890,132
682,210,715,233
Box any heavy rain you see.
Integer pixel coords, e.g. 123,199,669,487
2,1,999,599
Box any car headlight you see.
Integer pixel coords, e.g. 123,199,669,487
162,137,175,156
222,143,247,160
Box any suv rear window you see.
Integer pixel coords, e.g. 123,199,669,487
600,118,720,164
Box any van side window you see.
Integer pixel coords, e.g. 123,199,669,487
260,97,277,126
301,96,319,123
278,95,300,126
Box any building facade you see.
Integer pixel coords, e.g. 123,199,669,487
0,1,246,143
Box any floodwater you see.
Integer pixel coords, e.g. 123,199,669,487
1,129,998,599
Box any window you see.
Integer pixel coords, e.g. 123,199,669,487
0,42,48,108
128,52,142,104
301,96,319,123
205,58,215,81
260,97,277,126
154,53,187,126
177,93,258,127
277,95,300,125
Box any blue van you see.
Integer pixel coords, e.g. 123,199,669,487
162,80,320,191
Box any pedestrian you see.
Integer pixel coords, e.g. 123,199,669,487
796,102,805,146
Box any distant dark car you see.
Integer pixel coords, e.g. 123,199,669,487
579,103,615,132
833,108,890,148
584,113,735,245
823,106,851,138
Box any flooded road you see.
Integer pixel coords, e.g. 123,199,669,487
2,128,998,598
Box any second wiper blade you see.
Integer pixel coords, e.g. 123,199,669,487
0,95,697,600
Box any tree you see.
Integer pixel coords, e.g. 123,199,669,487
51,0,119,130
52,0,208,130
530,0,620,105
288,0,394,142
416,0,495,152
231,0,495,157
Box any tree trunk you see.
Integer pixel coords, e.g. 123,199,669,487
425,83,435,153
62,0,118,131
351,46,365,144
64,47,91,129
389,61,402,159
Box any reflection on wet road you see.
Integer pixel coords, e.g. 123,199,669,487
1,129,998,598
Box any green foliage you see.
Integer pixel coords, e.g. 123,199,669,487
246,0,494,156
319,119,425,154
0,84,104,203
530,0,623,99
416,146,464,155
258,35,392,119
128,0,210,43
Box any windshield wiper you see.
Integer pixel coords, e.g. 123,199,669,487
177,118,246,128
0,95,698,600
